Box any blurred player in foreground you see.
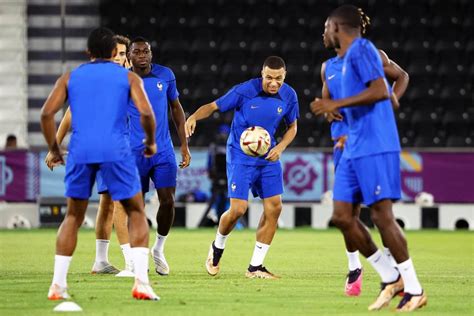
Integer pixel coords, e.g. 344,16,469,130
186,56,299,279
42,27,159,301
313,8,409,296
45,35,135,277
311,5,426,312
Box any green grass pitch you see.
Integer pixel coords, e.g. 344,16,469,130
0,228,472,315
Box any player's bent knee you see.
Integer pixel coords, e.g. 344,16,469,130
159,199,175,211
230,207,247,218
331,213,353,230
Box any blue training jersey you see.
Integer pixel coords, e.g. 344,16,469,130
216,78,299,166
128,64,179,160
67,60,131,163
341,38,401,159
324,56,348,140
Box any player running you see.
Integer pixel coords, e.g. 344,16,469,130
43,27,159,301
186,56,299,279
313,9,409,297
312,5,426,312
45,35,136,277
127,37,191,275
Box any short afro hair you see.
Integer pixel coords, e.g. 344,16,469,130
263,56,286,70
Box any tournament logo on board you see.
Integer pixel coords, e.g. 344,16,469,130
283,157,318,195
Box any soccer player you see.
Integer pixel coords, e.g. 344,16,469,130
42,27,159,300
186,56,299,279
45,35,136,277
313,9,410,296
127,37,191,275
311,5,426,311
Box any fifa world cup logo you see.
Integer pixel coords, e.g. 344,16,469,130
0,156,13,196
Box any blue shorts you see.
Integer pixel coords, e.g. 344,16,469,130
333,152,401,206
65,156,141,201
227,163,283,200
96,170,107,194
134,151,178,192
333,147,343,171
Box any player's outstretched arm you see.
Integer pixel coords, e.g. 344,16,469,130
44,106,71,170
170,98,191,168
129,72,157,157
185,102,219,137
41,73,69,168
266,120,297,162
56,107,71,145
379,50,409,110
379,50,409,100
311,77,389,115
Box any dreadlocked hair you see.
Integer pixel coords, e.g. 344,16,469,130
358,8,371,35
330,5,370,34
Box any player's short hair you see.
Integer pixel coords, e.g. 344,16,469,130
114,35,131,51
330,4,370,33
87,27,117,59
130,36,151,46
263,56,286,70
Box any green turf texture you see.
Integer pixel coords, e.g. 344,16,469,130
0,228,472,315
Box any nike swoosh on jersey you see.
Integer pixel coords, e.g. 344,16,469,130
328,74,336,80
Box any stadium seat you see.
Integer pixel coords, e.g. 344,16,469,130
65,0,470,149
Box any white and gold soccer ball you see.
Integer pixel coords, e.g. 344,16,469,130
239,126,271,157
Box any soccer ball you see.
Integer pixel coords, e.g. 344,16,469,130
415,192,435,207
6,215,31,229
239,126,271,157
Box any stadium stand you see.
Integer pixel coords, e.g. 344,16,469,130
26,0,99,148
0,0,28,148
26,0,473,148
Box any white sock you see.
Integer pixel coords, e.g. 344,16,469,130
131,247,150,284
346,250,362,271
95,239,109,263
120,243,133,269
249,242,270,267
383,247,398,268
367,249,399,283
398,258,423,295
214,230,229,249
52,255,72,288
153,233,167,255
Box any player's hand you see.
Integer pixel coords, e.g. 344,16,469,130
265,145,284,162
179,145,191,169
310,98,339,116
185,116,196,138
334,135,348,150
143,141,157,158
325,111,343,123
44,149,65,171
124,57,131,69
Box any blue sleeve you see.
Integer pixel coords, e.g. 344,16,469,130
351,43,384,85
284,90,299,125
215,85,244,112
166,70,179,102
